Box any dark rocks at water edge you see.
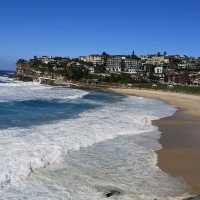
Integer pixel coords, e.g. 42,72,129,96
95,185,123,198
104,190,121,198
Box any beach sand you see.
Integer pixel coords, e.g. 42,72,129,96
109,88,200,194
154,111,200,194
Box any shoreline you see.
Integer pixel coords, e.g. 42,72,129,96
4,76,200,197
107,88,200,117
154,109,200,194
108,88,200,196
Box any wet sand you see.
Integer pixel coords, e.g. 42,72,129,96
109,88,200,194
154,111,200,194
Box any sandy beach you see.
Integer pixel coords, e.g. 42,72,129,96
109,88,200,194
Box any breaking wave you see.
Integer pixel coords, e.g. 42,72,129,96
0,75,189,199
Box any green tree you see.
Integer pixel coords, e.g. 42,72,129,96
65,65,89,80
95,64,106,73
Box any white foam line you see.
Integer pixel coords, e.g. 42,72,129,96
0,95,176,189
0,77,89,102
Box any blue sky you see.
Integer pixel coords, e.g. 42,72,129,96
0,0,200,70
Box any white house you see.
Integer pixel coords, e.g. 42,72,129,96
154,66,163,74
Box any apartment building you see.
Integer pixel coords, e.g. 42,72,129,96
80,55,104,66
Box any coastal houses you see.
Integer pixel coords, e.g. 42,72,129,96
106,56,123,73
16,52,200,86
80,55,104,66
124,58,142,74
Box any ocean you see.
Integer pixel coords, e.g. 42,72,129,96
0,71,187,200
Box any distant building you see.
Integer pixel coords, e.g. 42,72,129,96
154,66,163,74
145,56,169,65
106,56,123,73
105,56,142,74
87,66,95,74
36,56,54,64
106,56,122,73
154,66,166,82
189,72,200,85
124,58,142,74
167,70,190,85
80,55,104,66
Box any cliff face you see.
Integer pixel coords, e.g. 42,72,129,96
17,62,31,76
16,60,35,81
16,58,59,82
15,57,90,83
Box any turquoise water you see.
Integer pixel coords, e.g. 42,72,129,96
0,72,188,200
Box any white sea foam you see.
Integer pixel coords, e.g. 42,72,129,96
0,78,189,199
0,76,89,102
